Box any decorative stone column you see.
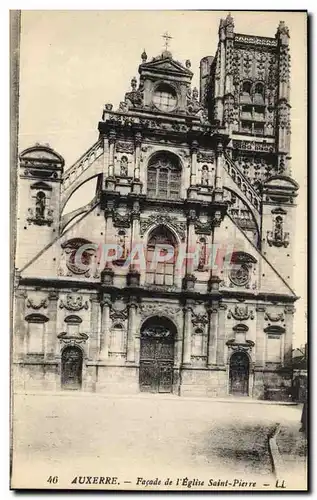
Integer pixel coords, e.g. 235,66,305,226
284,304,295,365
89,294,100,361
46,290,59,359
183,209,197,281
207,302,219,366
214,140,224,201
107,129,116,178
190,140,199,186
14,289,26,359
216,303,227,366
127,297,138,363
102,134,109,176
182,303,192,366
134,131,142,181
99,293,111,360
255,304,266,367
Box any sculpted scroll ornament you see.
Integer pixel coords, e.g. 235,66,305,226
197,152,215,163
59,294,89,312
264,311,285,322
140,303,181,319
191,312,208,327
116,142,134,154
227,305,254,321
26,298,48,310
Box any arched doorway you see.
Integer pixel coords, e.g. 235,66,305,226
61,346,83,390
139,317,175,393
229,351,250,396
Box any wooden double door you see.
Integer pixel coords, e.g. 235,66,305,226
139,336,174,393
229,351,250,396
61,346,83,390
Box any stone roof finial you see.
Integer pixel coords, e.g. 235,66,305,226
276,20,290,37
131,76,137,91
185,59,191,69
141,49,147,63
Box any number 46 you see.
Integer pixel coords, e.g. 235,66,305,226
47,476,59,484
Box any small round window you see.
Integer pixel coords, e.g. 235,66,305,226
152,84,177,112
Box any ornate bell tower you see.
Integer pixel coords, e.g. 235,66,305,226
16,144,64,269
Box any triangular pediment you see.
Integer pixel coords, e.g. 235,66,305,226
140,56,192,77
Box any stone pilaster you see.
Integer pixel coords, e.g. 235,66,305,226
190,141,198,186
185,209,197,277
107,129,116,178
214,140,224,200
13,289,26,359
284,304,295,365
46,290,59,359
255,304,266,367
134,131,142,181
130,199,140,269
216,303,227,366
102,135,109,176
127,297,138,363
99,293,111,360
207,302,219,366
89,294,100,361
182,303,192,366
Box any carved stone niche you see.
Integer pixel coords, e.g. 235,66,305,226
226,324,255,353
58,315,88,346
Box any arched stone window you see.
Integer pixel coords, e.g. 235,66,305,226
25,313,49,354
109,323,126,357
64,315,82,336
241,81,252,103
253,82,265,104
146,226,176,286
147,152,182,200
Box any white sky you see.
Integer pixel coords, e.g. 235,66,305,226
17,10,307,346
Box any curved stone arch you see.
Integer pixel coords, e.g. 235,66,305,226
228,348,253,366
146,148,184,170
60,172,102,214
142,221,182,248
60,343,85,355
25,313,49,323
144,149,185,198
64,315,83,324
140,315,178,339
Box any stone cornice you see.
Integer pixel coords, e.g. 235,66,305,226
17,277,299,304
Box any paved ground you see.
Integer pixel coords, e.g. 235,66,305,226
11,393,306,490
277,421,307,479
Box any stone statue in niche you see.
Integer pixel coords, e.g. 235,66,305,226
117,229,127,260
197,238,207,270
120,156,128,176
35,191,46,219
201,165,209,186
274,216,283,242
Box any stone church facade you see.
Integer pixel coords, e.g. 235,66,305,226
13,15,299,399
